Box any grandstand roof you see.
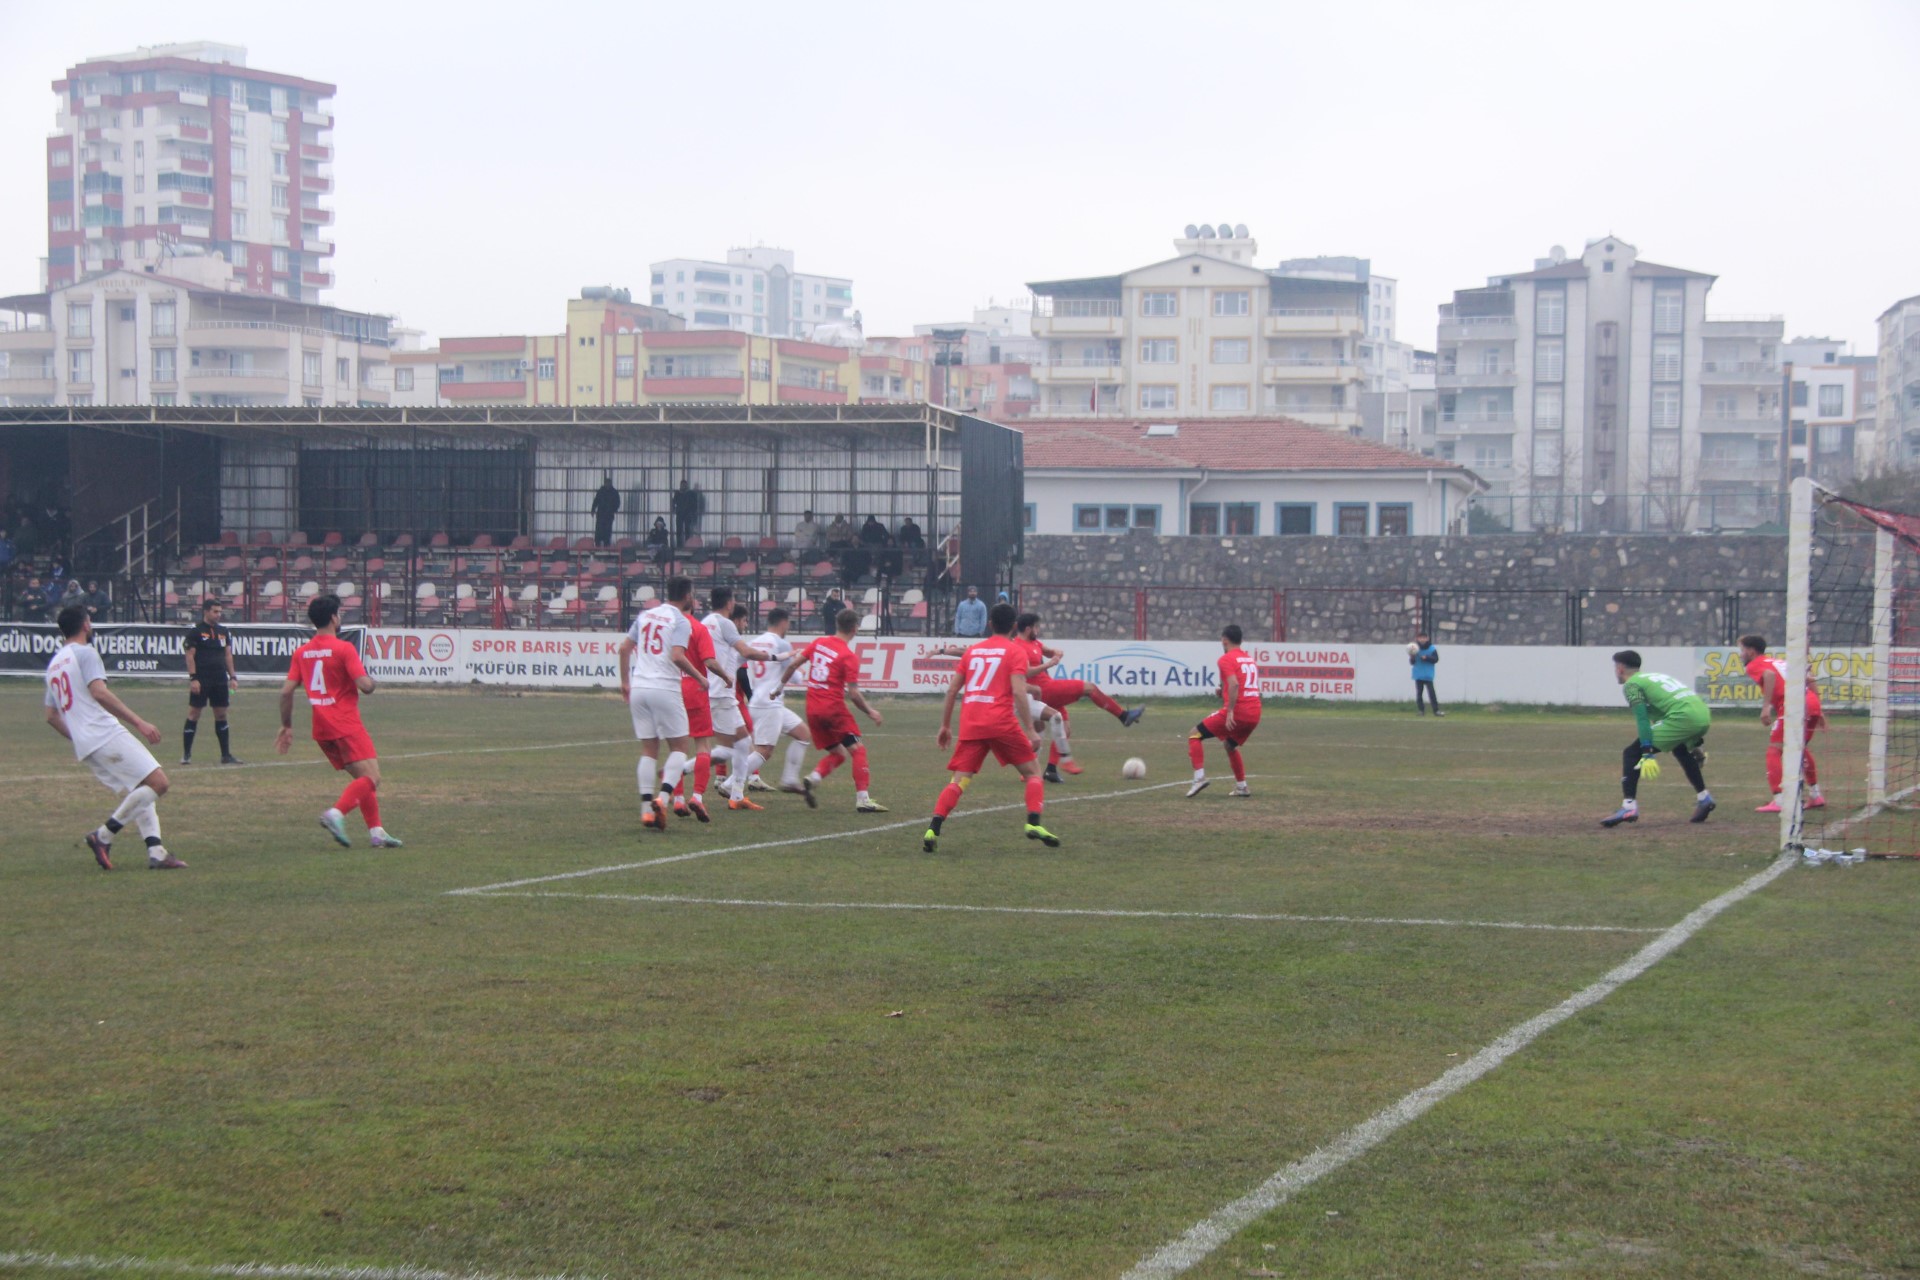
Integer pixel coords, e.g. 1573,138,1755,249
1017,418,1478,479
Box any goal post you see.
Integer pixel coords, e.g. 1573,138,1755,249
1781,475,1920,858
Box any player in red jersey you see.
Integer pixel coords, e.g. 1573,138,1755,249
923,601,1058,852
1187,624,1262,799
275,593,403,848
1738,634,1826,812
670,604,718,822
1012,612,1144,781
782,607,887,812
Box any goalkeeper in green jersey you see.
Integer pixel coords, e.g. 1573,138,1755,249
1601,649,1716,827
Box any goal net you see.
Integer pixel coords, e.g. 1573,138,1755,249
1783,476,1920,858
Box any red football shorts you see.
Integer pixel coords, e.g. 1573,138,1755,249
808,707,860,749
1769,714,1824,745
1038,679,1085,708
684,689,714,738
316,729,377,771
1200,708,1259,748
947,730,1036,773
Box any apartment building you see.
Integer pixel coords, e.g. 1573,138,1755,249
1025,227,1371,430
648,246,852,338
391,289,876,409
46,42,336,301
1875,295,1920,469
0,255,389,408
1780,337,1873,486
1435,236,1784,532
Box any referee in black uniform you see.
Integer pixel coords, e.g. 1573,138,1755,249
183,598,242,764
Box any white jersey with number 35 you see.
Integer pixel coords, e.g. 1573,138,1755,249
627,603,691,690
747,632,795,707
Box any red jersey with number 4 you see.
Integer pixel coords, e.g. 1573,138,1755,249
801,636,859,714
289,635,368,741
1219,649,1263,720
681,617,715,707
1016,635,1054,692
957,638,1023,739
1746,655,1823,718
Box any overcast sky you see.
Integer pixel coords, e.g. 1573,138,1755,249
4,0,1915,351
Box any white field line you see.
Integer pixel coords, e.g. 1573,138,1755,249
0,739,637,786
474,890,1663,934
1118,850,1801,1279
0,1251,600,1280
444,779,1193,896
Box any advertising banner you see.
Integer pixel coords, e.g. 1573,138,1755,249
0,622,313,678
1693,645,1917,710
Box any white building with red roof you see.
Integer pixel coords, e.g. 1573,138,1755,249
1019,417,1484,538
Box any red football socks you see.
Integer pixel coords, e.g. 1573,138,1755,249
850,745,871,791
1228,747,1246,783
1023,776,1045,816
1089,688,1126,718
1187,737,1206,770
934,783,963,818
815,753,842,781
694,751,711,795
337,776,380,829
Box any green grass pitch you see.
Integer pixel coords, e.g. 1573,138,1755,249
0,683,1914,1280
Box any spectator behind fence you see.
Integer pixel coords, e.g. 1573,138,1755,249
87,579,112,619
896,516,923,553
818,586,846,633
16,574,48,620
672,479,700,546
793,509,821,552
0,528,14,571
590,474,621,548
825,514,854,549
646,516,671,562
953,584,987,637
860,515,888,546
61,578,88,607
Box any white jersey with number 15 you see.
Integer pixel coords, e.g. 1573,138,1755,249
627,603,691,691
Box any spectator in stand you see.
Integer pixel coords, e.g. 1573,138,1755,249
646,516,671,562
818,586,846,633
12,514,38,560
793,510,821,552
86,579,112,620
896,516,924,555
590,475,621,548
672,479,700,546
44,574,66,612
0,528,15,573
16,575,48,621
825,514,854,550
953,584,987,638
61,577,88,609
860,514,888,547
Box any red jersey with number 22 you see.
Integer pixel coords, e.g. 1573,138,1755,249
957,638,1022,739
289,635,368,741
801,636,859,714
1219,649,1263,721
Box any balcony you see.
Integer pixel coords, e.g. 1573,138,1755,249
1700,361,1780,383
1700,415,1782,434
301,143,331,160
1437,314,1519,340
1028,402,1131,419
1273,407,1363,431
439,380,529,402
1262,359,1361,383
642,375,745,398
1439,414,1517,433
1264,310,1362,337
1032,309,1123,337
303,174,332,193
1038,359,1122,381
1701,315,1784,338
300,205,333,225
1436,368,1518,388
185,368,291,395
303,271,333,288
180,156,211,174
776,384,849,405
177,91,209,108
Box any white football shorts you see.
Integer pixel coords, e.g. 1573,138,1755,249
629,686,690,741
750,702,804,750
709,692,746,738
83,732,161,794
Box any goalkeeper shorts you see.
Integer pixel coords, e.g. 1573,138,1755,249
1650,710,1711,752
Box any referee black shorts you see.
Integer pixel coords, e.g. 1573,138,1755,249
189,678,231,710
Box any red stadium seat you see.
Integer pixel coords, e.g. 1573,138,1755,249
286,532,309,548
573,537,596,553
250,530,273,546
809,561,835,578
357,532,380,548
509,535,532,550
769,561,797,579
429,532,451,548
390,533,415,549
733,560,757,576
321,531,344,547
219,531,241,547
723,536,744,550
471,533,494,549
683,534,704,550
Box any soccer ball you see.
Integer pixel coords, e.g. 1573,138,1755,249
1407,641,1421,656
1122,757,1147,780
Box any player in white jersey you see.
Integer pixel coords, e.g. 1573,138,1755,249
738,606,814,797
698,587,772,811
618,575,707,832
42,604,186,870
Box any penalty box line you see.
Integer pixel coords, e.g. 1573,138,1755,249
444,778,1194,897
1118,849,1802,1279
469,890,1665,935
0,1249,600,1280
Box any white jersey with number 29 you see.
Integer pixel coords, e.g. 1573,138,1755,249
45,641,123,761
627,603,691,690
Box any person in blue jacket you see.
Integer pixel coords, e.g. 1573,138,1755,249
1410,632,1443,716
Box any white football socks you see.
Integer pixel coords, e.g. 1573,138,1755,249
661,751,688,791
636,756,658,799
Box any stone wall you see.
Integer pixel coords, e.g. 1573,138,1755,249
1014,532,1851,645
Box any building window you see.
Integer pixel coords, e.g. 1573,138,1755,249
1022,504,1036,534
1210,384,1251,411
1817,384,1844,417
1652,386,1682,429
1140,384,1177,411
535,357,555,380
1791,380,1808,408
1212,290,1251,317
1211,338,1250,364
1791,421,1807,446
336,358,350,384
615,354,636,379
153,348,175,382
1074,504,1160,533
1535,289,1565,335
230,178,247,203
51,212,73,231
1651,336,1682,382
152,393,176,406
1534,384,1564,428
231,210,248,238
394,367,414,392
1189,503,1258,535
1140,291,1178,318
272,151,288,177
1334,503,1369,536
272,216,288,243
1139,338,1177,363
69,350,91,384
151,300,175,338
67,303,92,339
1377,504,1411,536
230,145,247,171
1480,346,1502,374
302,352,321,387
1534,338,1564,382
1275,503,1315,535
1653,289,1684,334
749,357,771,381
272,185,289,209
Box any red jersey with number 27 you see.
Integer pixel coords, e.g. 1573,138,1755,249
1219,649,1263,721
801,636,859,714
289,635,368,741
957,638,1023,739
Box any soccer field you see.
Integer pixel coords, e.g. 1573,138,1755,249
1,683,1915,1280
